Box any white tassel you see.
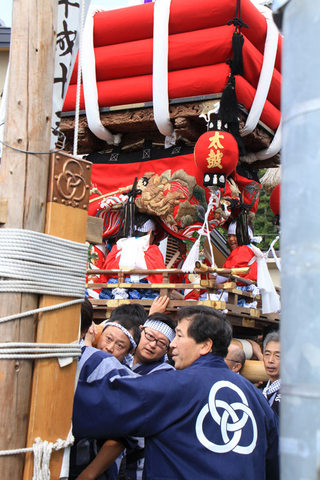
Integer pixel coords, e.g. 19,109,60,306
260,166,281,194
181,235,201,273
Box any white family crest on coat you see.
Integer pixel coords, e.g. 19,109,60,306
195,381,258,454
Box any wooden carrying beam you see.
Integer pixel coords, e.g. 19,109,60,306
86,266,250,276
23,153,91,480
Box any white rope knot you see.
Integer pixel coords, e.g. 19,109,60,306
0,433,74,480
33,435,75,480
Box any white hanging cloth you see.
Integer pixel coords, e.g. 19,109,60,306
152,0,175,143
241,5,279,137
249,244,280,314
81,7,121,145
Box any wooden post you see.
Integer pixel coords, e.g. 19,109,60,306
23,153,91,480
0,1,58,478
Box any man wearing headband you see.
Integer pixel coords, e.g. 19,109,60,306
73,305,279,480
223,219,257,283
132,313,176,373
97,320,137,363
73,313,175,480
121,313,175,480
70,317,137,480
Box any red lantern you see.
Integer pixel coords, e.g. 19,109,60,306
194,130,239,187
270,184,280,216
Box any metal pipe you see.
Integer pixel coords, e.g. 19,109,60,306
280,1,320,478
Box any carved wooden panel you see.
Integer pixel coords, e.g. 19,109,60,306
47,152,91,209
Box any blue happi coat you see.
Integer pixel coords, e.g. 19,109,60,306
73,348,279,480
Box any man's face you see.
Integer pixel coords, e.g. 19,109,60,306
170,318,205,370
97,326,131,363
134,327,169,364
227,234,238,251
263,341,280,382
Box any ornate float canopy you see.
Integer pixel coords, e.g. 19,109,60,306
61,0,282,242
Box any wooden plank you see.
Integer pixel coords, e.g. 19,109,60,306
87,267,251,276
242,318,256,328
23,154,91,480
0,1,58,478
86,282,204,289
86,216,104,244
0,199,8,224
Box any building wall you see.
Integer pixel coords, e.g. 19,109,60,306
0,50,9,97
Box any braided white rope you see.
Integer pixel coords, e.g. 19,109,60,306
0,298,83,325
0,229,88,298
0,342,82,360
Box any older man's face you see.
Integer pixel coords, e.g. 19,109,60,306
263,341,280,383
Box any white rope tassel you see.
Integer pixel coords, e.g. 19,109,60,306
182,191,218,273
260,166,281,194
32,435,75,480
33,438,52,480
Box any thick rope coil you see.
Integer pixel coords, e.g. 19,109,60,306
0,229,88,298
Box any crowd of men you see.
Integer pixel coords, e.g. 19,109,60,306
69,300,281,480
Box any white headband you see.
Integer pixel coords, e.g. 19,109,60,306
103,322,137,350
227,221,253,239
144,319,175,343
136,219,156,233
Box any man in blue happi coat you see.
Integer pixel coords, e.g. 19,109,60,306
73,305,279,480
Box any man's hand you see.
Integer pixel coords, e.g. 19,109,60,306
149,295,170,315
247,339,263,361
